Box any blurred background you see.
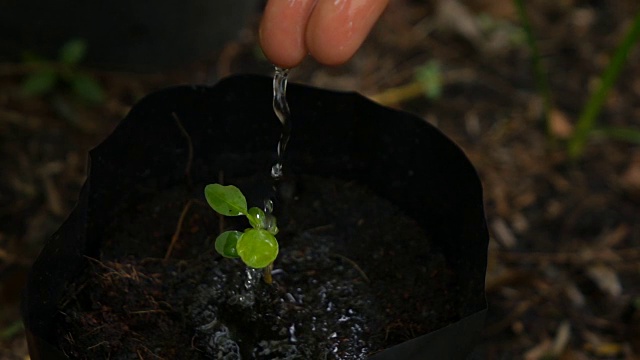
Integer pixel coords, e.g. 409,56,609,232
1,0,640,358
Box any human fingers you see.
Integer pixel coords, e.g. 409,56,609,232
305,0,389,66
259,0,318,69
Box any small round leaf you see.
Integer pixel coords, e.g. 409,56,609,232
215,231,242,258
204,184,248,216
236,229,278,269
247,207,266,229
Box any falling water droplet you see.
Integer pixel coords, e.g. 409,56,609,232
271,163,283,179
264,199,274,214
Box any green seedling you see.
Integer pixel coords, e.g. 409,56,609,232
21,38,105,104
204,184,279,275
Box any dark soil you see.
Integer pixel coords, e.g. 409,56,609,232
56,175,457,359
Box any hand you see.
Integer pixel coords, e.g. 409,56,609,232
260,0,389,68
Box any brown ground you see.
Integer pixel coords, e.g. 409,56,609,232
2,0,640,358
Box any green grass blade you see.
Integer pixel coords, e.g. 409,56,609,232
514,0,552,132
568,10,640,158
592,126,640,145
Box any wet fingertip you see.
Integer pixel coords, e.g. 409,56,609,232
305,0,390,66
259,28,306,69
261,47,307,69
259,0,318,68
305,29,353,66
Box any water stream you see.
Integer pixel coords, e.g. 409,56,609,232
270,66,291,181
263,67,291,231
231,67,292,293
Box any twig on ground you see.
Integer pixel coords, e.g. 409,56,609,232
497,247,640,266
0,108,45,130
0,247,31,266
483,297,543,336
367,68,478,106
86,341,109,351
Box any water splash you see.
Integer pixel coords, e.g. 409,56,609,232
231,267,262,307
288,324,298,343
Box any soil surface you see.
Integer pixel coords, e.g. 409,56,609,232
2,0,640,359
56,176,456,359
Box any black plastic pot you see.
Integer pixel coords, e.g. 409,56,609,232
22,75,488,359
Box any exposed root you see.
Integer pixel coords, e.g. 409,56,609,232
330,253,370,283
164,200,194,261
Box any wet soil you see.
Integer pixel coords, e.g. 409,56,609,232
56,175,458,359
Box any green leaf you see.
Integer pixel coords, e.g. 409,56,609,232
70,74,105,104
204,184,248,216
215,231,242,258
236,229,278,269
21,69,57,96
415,60,442,100
59,38,87,65
247,207,266,229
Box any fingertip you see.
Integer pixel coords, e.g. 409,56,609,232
259,25,306,69
259,0,318,69
306,0,389,66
